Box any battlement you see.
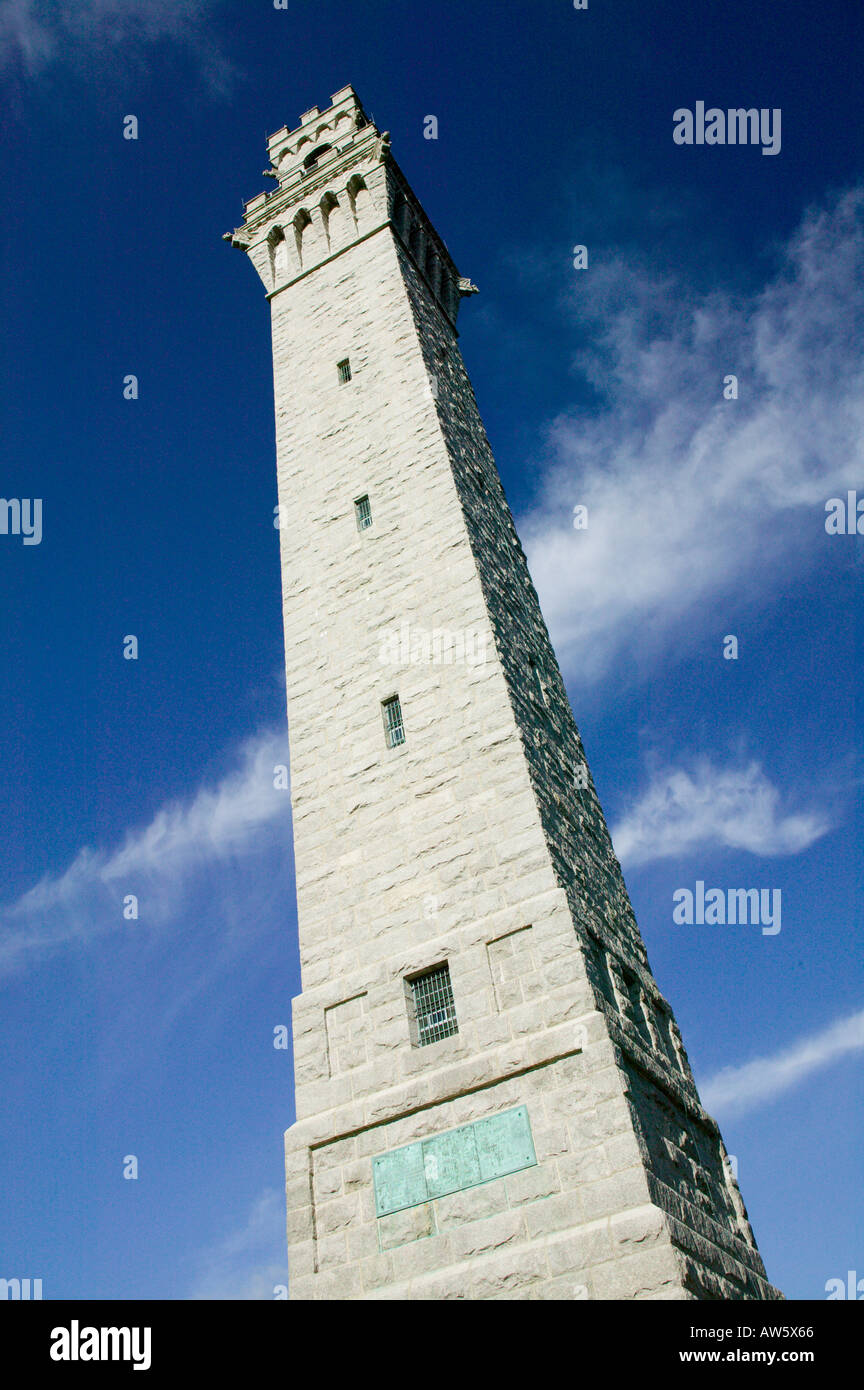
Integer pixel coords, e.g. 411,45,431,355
225,86,471,324
267,85,372,168
256,85,378,203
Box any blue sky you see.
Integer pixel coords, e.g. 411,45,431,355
0,0,861,1300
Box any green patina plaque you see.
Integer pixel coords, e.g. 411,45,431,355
422,1123,482,1200
372,1105,536,1218
475,1105,536,1181
372,1141,427,1218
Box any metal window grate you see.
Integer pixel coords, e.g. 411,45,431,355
354,495,372,531
411,964,458,1046
382,695,405,748
338,358,352,384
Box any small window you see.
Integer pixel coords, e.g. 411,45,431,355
338,358,352,384
354,495,372,531
527,655,550,708
382,695,405,748
410,964,458,1047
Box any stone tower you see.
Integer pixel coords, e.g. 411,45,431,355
226,86,781,1301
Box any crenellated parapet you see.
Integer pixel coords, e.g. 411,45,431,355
224,84,475,324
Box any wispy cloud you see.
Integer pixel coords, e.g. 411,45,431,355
701,1008,864,1118
187,1188,289,1300
521,184,864,683
0,726,292,977
612,758,830,868
0,0,234,92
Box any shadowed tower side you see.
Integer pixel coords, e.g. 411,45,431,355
226,86,781,1302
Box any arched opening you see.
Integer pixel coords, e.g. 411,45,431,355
393,193,410,240
319,191,343,250
409,219,424,265
267,226,287,286
439,274,456,319
303,144,332,172
346,174,372,231
293,208,312,266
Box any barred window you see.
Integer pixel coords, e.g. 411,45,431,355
354,495,372,531
337,358,352,384
382,695,405,748
410,964,458,1046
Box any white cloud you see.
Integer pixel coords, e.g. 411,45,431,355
0,726,292,977
701,1008,864,1118
612,758,830,868
521,184,864,683
187,1188,289,1300
0,0,233,90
